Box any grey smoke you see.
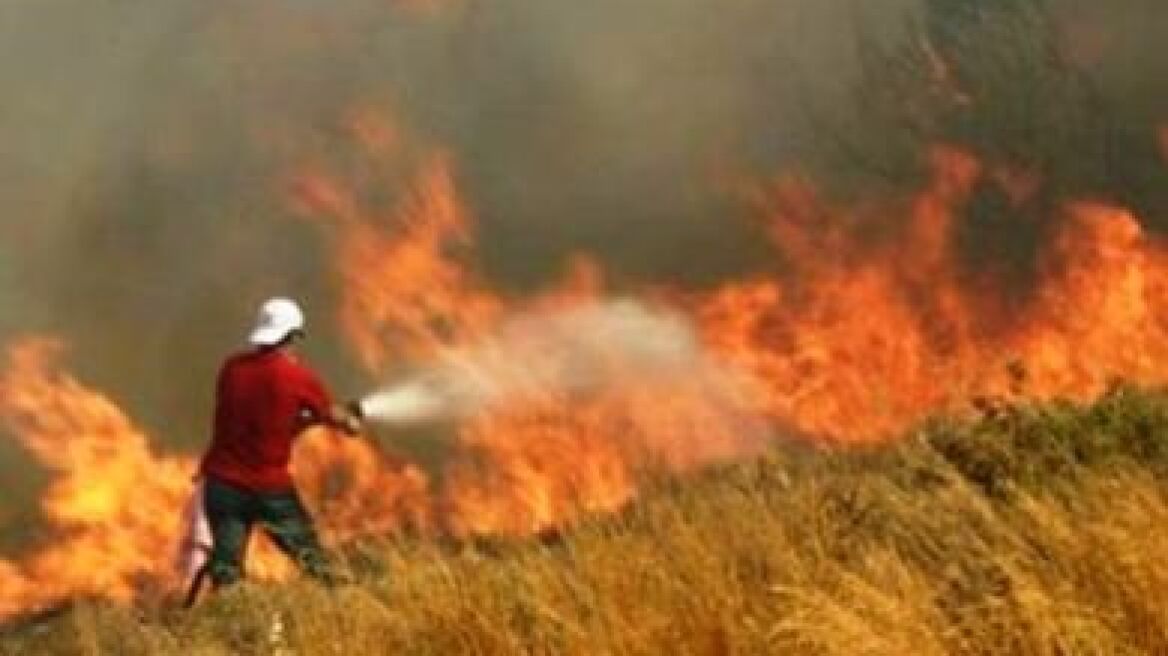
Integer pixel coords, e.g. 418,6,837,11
0,0,915,450
0,0,1163,513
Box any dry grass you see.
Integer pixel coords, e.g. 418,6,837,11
5,388,1168,655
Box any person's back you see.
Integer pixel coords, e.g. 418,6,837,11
201,348,329,492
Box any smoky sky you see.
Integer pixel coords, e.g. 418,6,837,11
0,0,1163,493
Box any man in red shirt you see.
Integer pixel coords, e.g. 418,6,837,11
199,297,363,587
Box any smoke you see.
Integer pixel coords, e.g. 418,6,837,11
0,0,1163,507
0,0,918,448
360,299,755,426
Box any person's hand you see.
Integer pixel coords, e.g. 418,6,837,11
330,402,364,436
340,413,362,435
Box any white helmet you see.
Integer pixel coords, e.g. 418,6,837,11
249,297,306,346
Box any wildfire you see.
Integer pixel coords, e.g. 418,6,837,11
3,109,1168,620
292,155,501,370
0,340,193,616
701,148,1168,442
0,341,428,617
295,149,769,537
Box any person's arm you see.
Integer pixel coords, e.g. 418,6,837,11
297,368,364,436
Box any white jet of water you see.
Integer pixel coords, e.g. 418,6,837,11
358,377,448,425
356,299,732,426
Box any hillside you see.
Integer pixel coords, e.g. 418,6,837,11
4,388,1168,655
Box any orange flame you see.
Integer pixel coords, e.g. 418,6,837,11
292,428,433,542
700,148,1168,441
5,108,1168,619
293,155,501,370
0,341,431,618
699,148,986,440
0,339,193,616
295,148,769,538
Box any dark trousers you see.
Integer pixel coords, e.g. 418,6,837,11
203,477,334,586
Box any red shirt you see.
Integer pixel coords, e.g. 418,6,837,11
200,348,332,492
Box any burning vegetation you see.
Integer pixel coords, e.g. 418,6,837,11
0,0,1166,637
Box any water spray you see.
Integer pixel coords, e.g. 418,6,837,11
352,299,729,426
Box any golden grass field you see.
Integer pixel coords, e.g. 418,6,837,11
6,388,1168,655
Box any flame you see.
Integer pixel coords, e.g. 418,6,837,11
1012,203,1168,393
292,155,501,370
700,148,1168,441
0,339,193,616
437,339,769,537
295,151,768,537
295,123,1168,533
0,341,429,618
5,107,1168,619
698,148,987,441
291,428,433,542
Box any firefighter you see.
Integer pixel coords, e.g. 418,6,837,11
197,297,364,587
